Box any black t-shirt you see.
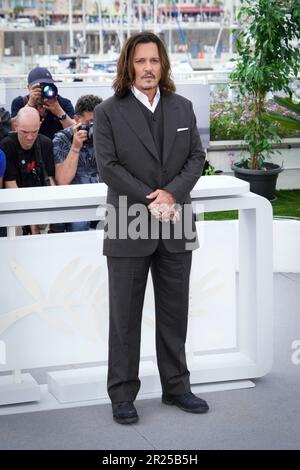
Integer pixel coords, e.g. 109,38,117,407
0,132,55,188
11,95,75,140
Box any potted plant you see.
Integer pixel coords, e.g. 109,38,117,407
229,0,300,200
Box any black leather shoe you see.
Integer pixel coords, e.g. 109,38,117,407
162,391,209,414
112,401,138,424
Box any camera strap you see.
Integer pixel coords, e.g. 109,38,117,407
34,137,51,186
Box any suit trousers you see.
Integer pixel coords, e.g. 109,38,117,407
106,239,192,403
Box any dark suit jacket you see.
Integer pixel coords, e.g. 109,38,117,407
94,90,206,257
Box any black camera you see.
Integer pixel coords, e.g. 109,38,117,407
41,83,58,100
78,122,93,143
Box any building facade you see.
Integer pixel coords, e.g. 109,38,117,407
0,1,240,57
1,1,240,20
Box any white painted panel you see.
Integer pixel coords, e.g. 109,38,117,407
0,222,237,372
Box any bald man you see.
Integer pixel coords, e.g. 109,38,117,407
0,107,55,234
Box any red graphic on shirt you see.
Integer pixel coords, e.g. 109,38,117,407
26,161,36,171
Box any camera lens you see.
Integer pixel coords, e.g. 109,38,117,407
41,83,58,99
79,124,89,132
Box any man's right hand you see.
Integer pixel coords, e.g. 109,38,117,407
27,84,43,107
71,122,88,152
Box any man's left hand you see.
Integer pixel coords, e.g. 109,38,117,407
43,98,64,117
146,189,175,207
146,189,179,223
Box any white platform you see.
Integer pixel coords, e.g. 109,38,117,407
48,361,161,404
0,373,40,406
0,379,255,416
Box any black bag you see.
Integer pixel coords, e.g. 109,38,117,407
0,107,11,141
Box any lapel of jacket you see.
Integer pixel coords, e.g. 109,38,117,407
118,92,160,162
162,92,179,165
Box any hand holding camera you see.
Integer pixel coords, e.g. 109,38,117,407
40,83,65,118
28,83,43,107
28,82,63,116
77,122,93,143
71,122,89,152
43,97,64,118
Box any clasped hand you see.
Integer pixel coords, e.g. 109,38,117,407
146,189,180,223
28,83,64,117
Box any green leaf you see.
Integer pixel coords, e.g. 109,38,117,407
273,96,300,116
265,111,300,130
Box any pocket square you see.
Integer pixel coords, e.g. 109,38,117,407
177,127,189,132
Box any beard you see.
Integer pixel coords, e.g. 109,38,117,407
141,83,157,90
140,77,159,90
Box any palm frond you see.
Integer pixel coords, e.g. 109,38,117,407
273,96,300,115
10,260,43,301
265,111,300,130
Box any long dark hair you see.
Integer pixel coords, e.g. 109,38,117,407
113,32,176,97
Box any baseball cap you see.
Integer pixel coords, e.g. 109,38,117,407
27,67,55,87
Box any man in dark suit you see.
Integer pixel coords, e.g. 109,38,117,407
94,32,208,424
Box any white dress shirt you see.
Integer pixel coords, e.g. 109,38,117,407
131,86,160,113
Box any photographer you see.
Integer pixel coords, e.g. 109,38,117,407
53,94,102,232
11,67,75,140
0,107,55,235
